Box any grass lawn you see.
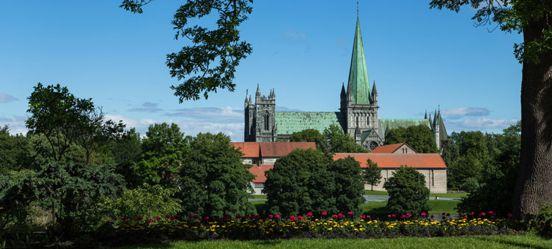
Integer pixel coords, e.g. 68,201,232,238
119,234,552,249
361,200,460,215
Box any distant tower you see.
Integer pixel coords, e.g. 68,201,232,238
244,85,277,142
339,16,382,150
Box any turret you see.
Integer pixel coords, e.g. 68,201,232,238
370,81,378,104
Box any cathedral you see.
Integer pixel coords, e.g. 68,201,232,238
244,18,447,151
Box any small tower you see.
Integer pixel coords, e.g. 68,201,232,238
244,90,255,141
253,85,277,142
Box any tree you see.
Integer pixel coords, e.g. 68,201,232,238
179,133,254,218
264,149,335,216
384,167,429,214
458,122,521,216
323,125,367,153
121,0,253,101
429,0,552,218
0,126,31,172
385,125,438,153
364,159,382,191
26,83,125,164
329,157,364,213
290,129,324,145
129,123,189,187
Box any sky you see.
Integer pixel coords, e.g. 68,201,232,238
0,1,522,141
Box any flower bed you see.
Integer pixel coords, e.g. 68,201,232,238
97,213,515,245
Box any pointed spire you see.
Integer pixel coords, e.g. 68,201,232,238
371,80,378,96
256,84,261,96
340,82,346,98
244,89,249,106
424,110,428,119
347,16,370,104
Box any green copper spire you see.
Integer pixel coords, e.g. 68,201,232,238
347,17,370,105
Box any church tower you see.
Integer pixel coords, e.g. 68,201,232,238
244,85,277,142
340,16,382,149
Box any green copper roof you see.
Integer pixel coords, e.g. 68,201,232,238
348,18,370,105
275,112,341,135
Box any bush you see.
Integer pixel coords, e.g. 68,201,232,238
384,167,429,214
99,185,181,226
329,157,364,214
535,205,552,238
264,149,335,216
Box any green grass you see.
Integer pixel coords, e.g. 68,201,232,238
361,200,459,215
119,234,552,249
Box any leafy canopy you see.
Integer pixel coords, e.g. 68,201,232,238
363,159,382,191
384,167,430,214
121,0,253,101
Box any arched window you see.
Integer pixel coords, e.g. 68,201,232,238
264,112,270,131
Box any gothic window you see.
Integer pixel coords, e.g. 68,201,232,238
367,116,370,125
264,112,270,131
356,116,359,127
431,170,435,187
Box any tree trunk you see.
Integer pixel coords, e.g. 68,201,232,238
514,18,552,218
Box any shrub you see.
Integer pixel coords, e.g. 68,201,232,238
363,159,382,191
264,149,335,216
329,157,364,213
99,185,181,226
384,167,429,214
535,205,552,238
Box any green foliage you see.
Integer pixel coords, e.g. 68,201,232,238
264,149,335,216
458,122,521,216
329,157,364,213
385,125,437,153
0,126,31,172
26,83,125,164
384,167,429,214
290,129,324,147
535,205,552,238
363,159,382,191
179,133,254,218
121,0,253,101
323,125,367,153
100,185,181,226
128,123,189,187
443,131,492,191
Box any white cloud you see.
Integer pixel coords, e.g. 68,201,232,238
0,92,18,103
447,117,517,132
442,107,490,119
0,115,27,135
128,102,163,113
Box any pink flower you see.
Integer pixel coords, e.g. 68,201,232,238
348,211,354,217
337,213,345,219
289,215,296,221
274,213,281,220
488,210,495,216
332,214,338,219
268,214,274,219
421,211,428,218
298,215,304,221
479,211,486,217
306,211,313,218
321,210,328,217
360,214,367,220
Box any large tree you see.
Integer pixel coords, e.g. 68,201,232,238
120,0,253,101
430,0,552,218
385,125,438,153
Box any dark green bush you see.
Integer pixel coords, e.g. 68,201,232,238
329,157,364,213
384,167,429,214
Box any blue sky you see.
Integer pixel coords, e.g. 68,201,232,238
0,1,521,141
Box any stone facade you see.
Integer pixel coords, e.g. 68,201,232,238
367,168,447,194
243,18,447,151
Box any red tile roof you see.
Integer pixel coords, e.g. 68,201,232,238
371,143,406,153
232,142,260,158
259,142,316,158
231,142,316,158
333,153,447,169
249,165,273,183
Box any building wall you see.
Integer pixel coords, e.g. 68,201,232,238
366,168,447,194
250,183,264,195
395,144,416,154
261,158,278,165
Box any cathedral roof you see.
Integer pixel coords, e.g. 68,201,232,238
347,17,371,105
275,111,342,135
231,142,317,158
378,119,431,137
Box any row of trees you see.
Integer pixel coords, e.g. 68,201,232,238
0,84,255,241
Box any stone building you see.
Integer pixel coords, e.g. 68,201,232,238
244,18,447,151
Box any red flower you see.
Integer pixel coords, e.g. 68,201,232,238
203,216,210,222
289,215,296,221
321,210,328,216
421,211,428,218
348,211,354,217
268,214,274,219
332,214,338,219
479,211,486,217
488,210,495,216
274,213,281,220
298,215,304,221
306,211,313,218
469,211,475,216
360,214,367,220
337,213,345,219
